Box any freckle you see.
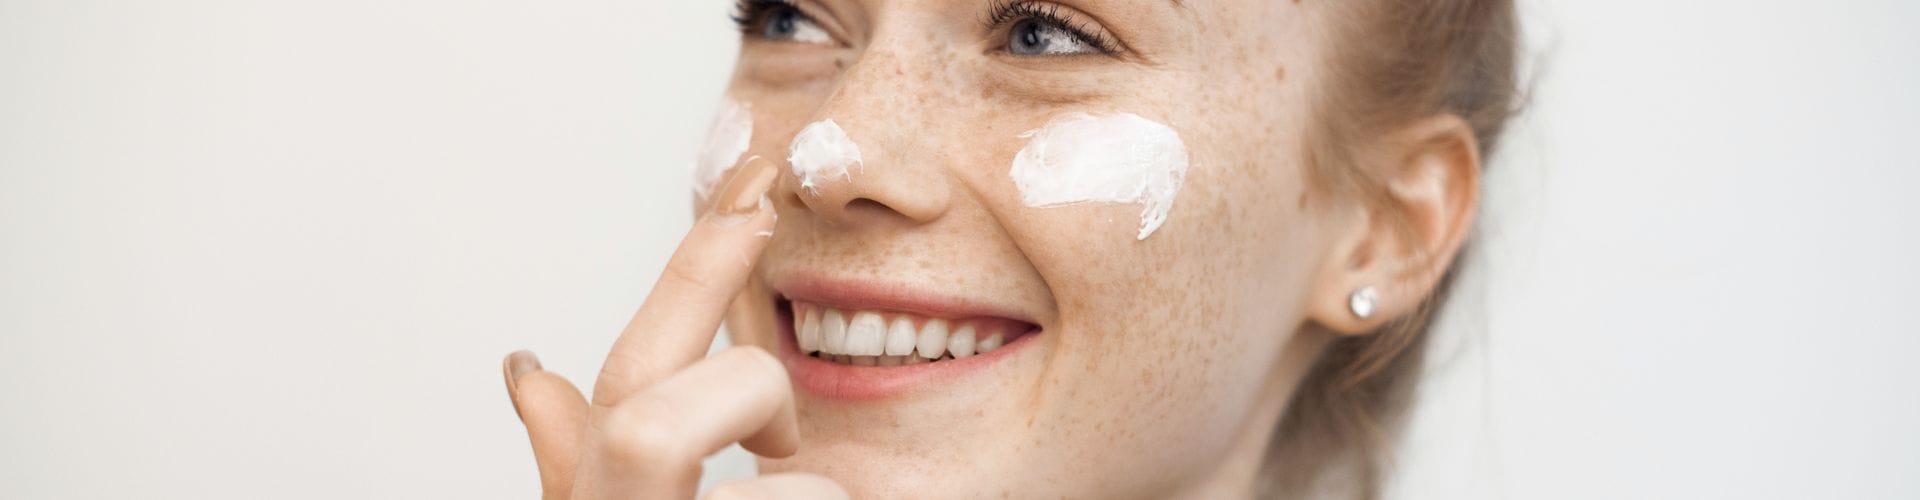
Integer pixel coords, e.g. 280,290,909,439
1275,65,1287,82
834,58,846,70
1298,192,1310,209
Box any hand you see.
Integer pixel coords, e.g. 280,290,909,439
500,157,847,499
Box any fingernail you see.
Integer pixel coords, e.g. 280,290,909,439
504,350,541,392
714,156,779,216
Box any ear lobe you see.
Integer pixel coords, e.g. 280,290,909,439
1307,206,1403,336
1306,115,1482,336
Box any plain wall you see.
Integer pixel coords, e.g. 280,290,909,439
2,0,1915,498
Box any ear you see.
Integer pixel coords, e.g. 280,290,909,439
1309,114,1482,335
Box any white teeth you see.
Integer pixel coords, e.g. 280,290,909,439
917,318,950,359
792,309,805,350
948,324,977,359
797,303,1020,364
977,331,1004,353
821,309,848,354
847,311,887,356
885,317,917,356
798,307,822,353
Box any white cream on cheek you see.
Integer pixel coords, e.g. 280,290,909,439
692,97,754,198
787,119,864,194
1010,112,1190,240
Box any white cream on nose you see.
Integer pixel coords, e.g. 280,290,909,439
788,119,864,194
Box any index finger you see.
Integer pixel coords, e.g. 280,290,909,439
592,155,781,407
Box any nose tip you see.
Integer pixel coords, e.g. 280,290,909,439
778,118,950,227
789,119,863,196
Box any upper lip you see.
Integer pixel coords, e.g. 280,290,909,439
768,271,1042,328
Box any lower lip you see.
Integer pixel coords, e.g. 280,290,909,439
776,311,1039,401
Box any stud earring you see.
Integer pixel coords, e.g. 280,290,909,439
1349,287,1379,320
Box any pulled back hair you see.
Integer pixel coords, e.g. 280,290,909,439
1260,1,1522,498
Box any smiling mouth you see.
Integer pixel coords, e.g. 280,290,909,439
777,296,1040,367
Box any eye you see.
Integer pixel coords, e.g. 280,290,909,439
733,0,831,45
1008,18,1096,56
984,2,1119,57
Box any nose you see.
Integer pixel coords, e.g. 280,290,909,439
777,49,954,228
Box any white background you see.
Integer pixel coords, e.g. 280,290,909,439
2,0,1916,498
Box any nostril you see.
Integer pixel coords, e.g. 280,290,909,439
843,198,895,217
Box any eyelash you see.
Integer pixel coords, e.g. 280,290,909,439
731,0,1120,56
983,0,1120,55
729,0,794,36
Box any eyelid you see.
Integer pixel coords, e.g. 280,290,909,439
982,1,1127,57
786,1,849,45
739,0,852,48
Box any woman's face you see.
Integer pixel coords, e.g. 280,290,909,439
713,0,1340,497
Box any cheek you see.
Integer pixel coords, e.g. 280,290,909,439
1019,232,1311,492
1004,80,1320,486
1009,112,1189,240
692,96,755,201
1028,172,1316,491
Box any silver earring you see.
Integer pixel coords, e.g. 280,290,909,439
1349,287,1379,320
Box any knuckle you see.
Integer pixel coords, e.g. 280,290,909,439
591,364,633,408
662,256,718,292
602,401,693,467
709,346,792,397
591,351,661,407
720,345,786,382
701,483,757,500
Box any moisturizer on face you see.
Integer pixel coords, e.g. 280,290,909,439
1010,112,1190,240
788,119,864,194
692,97,754,199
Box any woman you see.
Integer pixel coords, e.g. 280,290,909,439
501,0,1519,498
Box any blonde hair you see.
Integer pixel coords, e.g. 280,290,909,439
1261,1,1521,498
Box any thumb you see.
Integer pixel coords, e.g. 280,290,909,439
504,350,590,500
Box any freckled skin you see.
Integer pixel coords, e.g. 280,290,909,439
719,1,1338,498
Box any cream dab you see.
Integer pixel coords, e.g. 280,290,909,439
692,97,754,199
1010,112,1189,240
788,119,863,194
